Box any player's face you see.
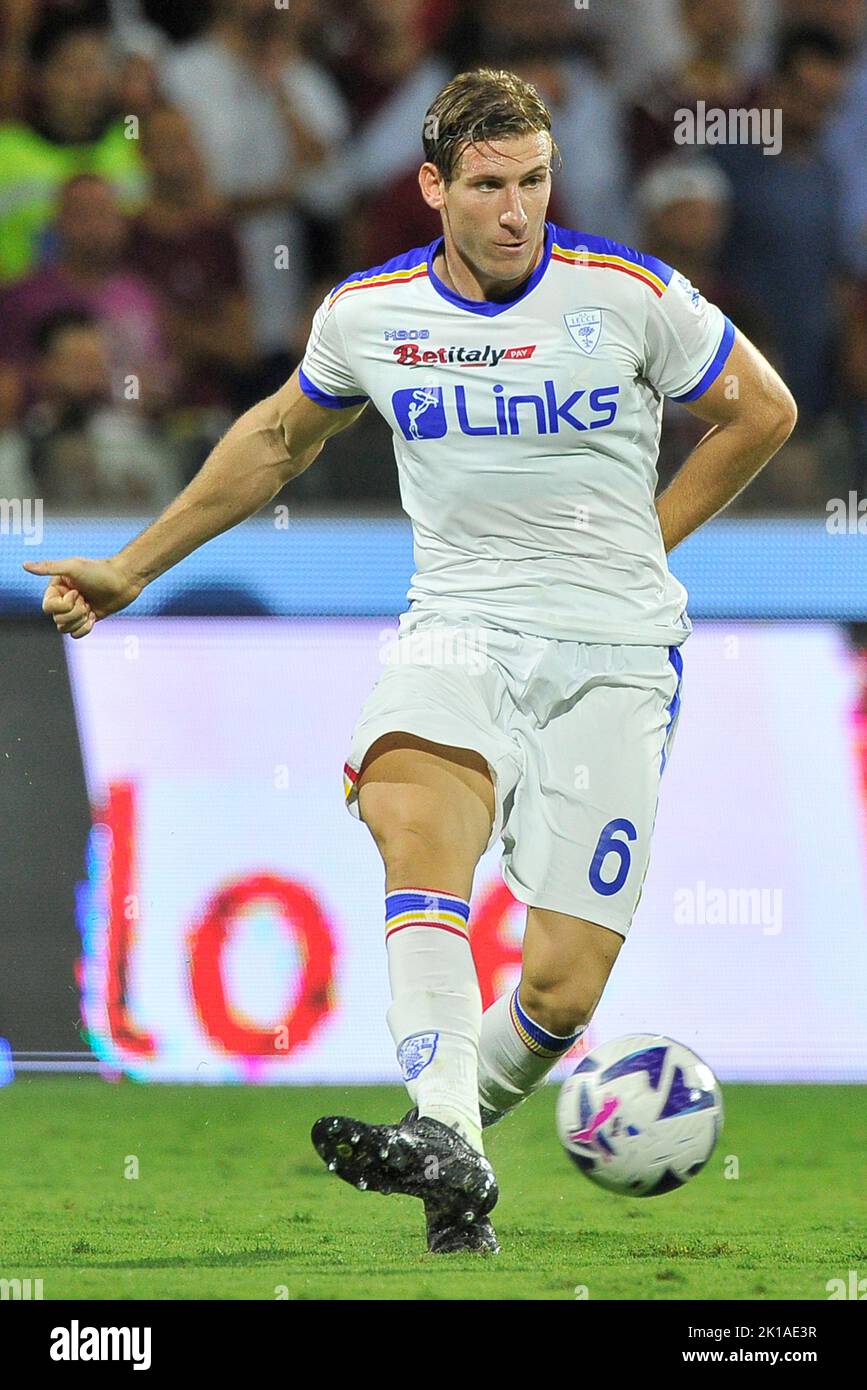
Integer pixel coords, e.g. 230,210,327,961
434,132,553,289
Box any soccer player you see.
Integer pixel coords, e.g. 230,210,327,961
26,69,797,1255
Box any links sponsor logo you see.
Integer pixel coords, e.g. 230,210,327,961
392,381,619,441
392,342,536,368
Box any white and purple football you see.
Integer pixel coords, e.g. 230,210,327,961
556,1034,723,1197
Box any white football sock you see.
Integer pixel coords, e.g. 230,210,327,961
478,987,586,1118
385,889,484,1153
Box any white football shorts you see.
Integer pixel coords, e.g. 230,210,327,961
342,619,684,936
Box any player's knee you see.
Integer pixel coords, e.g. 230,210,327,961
359,782,487,876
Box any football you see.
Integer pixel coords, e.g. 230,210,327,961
556,1034,723,1197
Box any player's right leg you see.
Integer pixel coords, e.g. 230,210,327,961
311,732,501,1251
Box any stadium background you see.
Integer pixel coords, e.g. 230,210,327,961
2,0,867,1092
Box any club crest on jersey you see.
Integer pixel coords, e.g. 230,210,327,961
397,1032,439,1081
565,308,603,355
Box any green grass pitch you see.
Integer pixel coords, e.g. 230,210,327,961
1,1077,864,1300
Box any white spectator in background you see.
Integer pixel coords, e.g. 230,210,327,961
512,54,635,244
329,56,453,204
105,0,168,66
0,434,37,501
160,2,350,356
634,154,732,227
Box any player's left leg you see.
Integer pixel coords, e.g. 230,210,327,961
477,639,684,1125
478,908,622,1124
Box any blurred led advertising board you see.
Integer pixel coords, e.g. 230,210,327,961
2,516,866,618
59,618,867,1084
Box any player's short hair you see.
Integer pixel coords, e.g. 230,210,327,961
422,67,559,186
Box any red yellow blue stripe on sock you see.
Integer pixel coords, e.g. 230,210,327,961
385,889,470,942
509,988,582,1058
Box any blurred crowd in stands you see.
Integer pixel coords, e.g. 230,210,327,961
1,0,867,513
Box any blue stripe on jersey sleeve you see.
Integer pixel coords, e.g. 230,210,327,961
548,223,674,288
668,316,736,403
298,365,368,410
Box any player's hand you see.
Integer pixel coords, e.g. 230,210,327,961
21,556,143,639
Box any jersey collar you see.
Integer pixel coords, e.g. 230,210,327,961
426,222,553,316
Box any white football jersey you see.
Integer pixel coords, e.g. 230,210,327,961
300,220,735,645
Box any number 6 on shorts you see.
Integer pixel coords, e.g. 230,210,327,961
588,818,637,897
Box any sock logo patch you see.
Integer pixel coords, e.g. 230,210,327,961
397,1031,439,1081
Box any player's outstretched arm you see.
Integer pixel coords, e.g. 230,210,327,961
655,330,797,553
22,371,366,638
